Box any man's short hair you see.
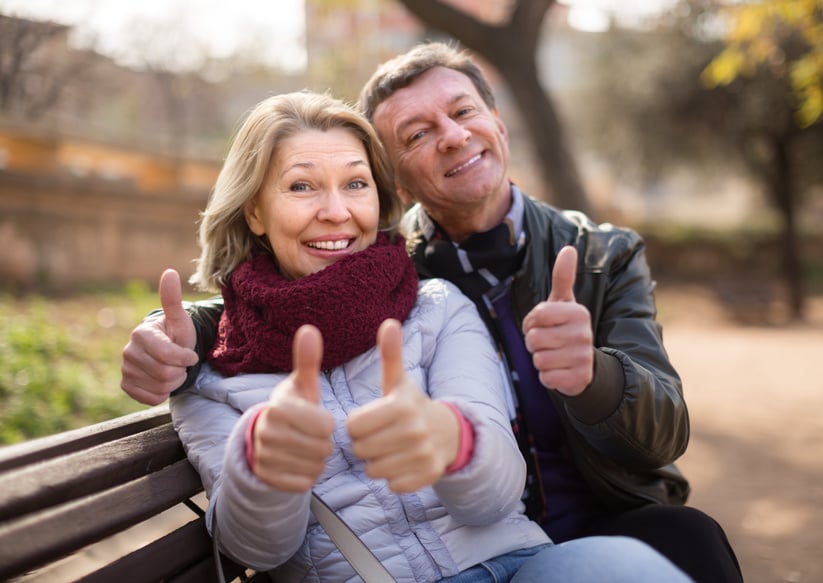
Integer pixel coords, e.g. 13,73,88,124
358,41,497,121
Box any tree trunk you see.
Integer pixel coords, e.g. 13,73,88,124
770,134,805,320
487,44,590,214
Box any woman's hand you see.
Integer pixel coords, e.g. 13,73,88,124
347,319,460,493
252,325,334,492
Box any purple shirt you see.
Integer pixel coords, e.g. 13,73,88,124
491,289,605,542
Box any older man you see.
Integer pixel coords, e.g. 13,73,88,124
121,42,741,582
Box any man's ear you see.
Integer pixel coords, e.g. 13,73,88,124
493,108,509,143
244,199,265,236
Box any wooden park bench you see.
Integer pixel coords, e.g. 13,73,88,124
0,406,268,582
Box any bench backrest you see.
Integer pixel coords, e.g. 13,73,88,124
0,406,262,582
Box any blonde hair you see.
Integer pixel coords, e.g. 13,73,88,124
190,91,402,293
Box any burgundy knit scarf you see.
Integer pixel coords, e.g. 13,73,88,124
209,233,419,376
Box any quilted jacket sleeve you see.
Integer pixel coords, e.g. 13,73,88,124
170,379,311,571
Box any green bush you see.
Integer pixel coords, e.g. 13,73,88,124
0,282,205,445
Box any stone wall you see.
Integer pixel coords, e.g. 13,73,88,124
0,171,208,293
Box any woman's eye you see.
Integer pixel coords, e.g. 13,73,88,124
290,182,310,192
348,179,368,190
409,130,425,143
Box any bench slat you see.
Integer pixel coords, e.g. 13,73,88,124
76,517,251,583
0,407,265,582
0,459,202,580
0,406,171,472
0,422,187,521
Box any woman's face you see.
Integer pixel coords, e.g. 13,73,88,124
245,127,380,280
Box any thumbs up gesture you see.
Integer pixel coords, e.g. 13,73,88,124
251,325,334,492
121,269,199,405
347,319,460,493
522,246,594,396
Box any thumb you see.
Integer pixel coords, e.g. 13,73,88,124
378,319,404,396
548,246,578,303
292,324,323,404
159,269,196,349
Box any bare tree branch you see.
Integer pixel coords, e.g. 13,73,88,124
0,15,95,118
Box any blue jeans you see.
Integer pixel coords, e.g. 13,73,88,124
440,536,693,583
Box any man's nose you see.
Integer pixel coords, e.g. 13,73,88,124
437,118,471,151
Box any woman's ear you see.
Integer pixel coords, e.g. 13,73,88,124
244,198,266,236
396,184,413,206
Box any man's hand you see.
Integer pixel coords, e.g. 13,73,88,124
252,325,334,492
347,319,460,493
522,246,594,397
120,269,198,405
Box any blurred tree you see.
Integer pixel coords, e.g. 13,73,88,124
0,14,97,119
0,9,300,160
569,0,823,320
703,0,823,128
396,0,592,214
684,0,823,320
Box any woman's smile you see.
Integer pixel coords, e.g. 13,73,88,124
244,127,380,280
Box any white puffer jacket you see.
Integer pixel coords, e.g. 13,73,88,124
171,278,549,582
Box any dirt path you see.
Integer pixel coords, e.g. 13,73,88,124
658,287,823,583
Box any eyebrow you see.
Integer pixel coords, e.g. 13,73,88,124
397,93,472,134
284,158,369,173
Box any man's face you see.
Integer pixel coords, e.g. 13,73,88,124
371,66,510,234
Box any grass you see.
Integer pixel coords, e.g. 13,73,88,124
0,281,208,446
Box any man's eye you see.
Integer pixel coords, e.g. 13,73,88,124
456,107,474,117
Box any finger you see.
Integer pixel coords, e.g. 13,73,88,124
119,381,170,406
363,449,442,494
127,324,198,370
253,419,328,492
121,353,185,394
548,246,578,303
158,269,196,350
257,407,334,460
378,319,404,395
292,324,322,404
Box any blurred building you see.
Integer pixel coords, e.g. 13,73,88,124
0,4,782,293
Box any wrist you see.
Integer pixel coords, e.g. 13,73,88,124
441,402,475,473
244,407,266,471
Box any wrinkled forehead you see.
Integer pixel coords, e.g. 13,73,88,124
373,67,481,128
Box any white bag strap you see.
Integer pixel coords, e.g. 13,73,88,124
311,493,396,582
212,493,396,582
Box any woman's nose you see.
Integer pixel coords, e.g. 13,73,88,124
317,189,352,222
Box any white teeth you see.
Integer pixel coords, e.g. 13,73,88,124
308,240,350,250
445,154,481,177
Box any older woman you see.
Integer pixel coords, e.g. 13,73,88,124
169,91,690,583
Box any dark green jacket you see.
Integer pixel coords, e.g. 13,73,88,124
181,192,690,511
404,193,690,510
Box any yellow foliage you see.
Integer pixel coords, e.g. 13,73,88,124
703,0,823,127
702,47,747,86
